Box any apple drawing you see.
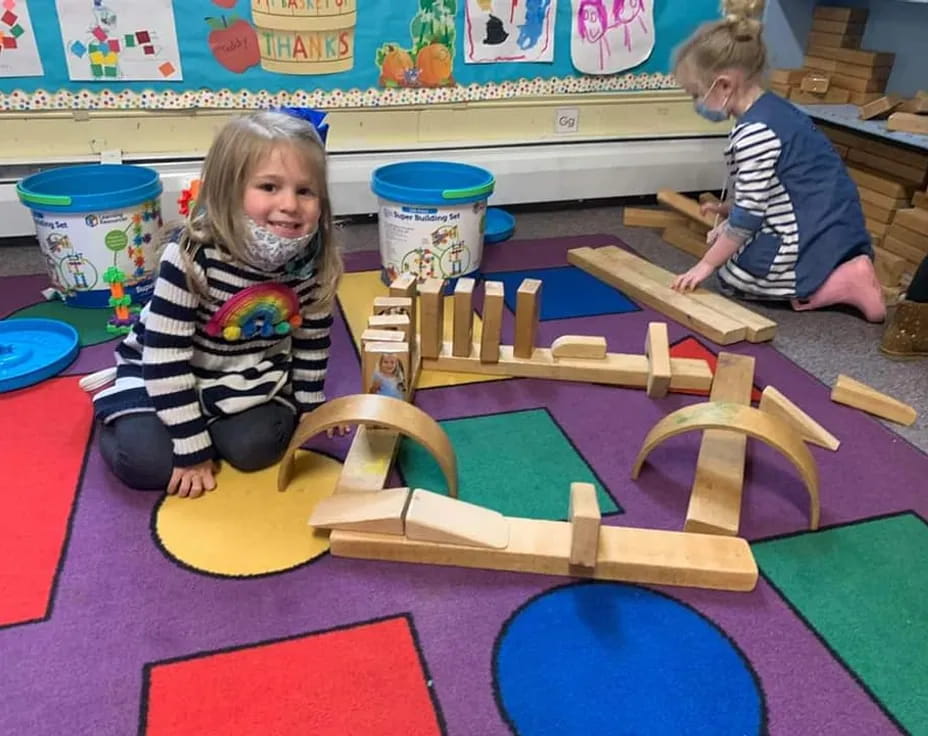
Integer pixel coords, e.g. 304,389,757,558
206,15,260,74
212,0,237,7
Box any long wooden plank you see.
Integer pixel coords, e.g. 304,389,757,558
422,342,713,392
684,353,755,536
330,517,758,592
623,207,689,229
568,246,748,345
656,190,718,229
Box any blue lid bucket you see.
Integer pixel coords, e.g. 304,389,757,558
371,161,496,289
16,163,164,309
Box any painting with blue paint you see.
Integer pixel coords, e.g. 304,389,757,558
465,0,556,63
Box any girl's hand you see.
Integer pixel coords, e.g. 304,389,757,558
672,261,715,292
700,201,730,218
326,424,352,438
167,460,217,498
706,219,727,245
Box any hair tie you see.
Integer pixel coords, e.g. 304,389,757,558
275,106,329,147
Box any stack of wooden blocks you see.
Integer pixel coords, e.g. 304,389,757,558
768,5,894,107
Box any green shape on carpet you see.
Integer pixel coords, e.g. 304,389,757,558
398,409,619,520
7,301,118,347
754,513,927,734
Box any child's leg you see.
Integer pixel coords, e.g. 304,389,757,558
791,254,886,322
98,414,173,490
210,403,297,472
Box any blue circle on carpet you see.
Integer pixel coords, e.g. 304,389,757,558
493,582,764,735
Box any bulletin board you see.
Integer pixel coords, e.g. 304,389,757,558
0,0,721,111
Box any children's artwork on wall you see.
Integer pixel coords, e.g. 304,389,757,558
0,0,44,78
251,0,356,75
206,12,259,74
56,0,182,81
376,0,455,88
464,0,555,64
571,0,654,75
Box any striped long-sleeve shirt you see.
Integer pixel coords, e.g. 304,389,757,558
93,241,332,466
717,92,871,299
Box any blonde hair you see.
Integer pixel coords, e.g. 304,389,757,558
673,0,767,89
179,110,343,309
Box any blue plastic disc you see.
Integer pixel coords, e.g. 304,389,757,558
484,207,515,244
0,318,80,393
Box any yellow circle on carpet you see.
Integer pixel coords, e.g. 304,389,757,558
154,450,341,577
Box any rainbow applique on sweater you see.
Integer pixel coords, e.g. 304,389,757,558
204,283,302,340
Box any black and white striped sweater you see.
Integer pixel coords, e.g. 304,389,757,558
93,241,332,466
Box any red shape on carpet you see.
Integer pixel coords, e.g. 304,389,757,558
142,615,443,736
670,337,763,402
0,376,91,628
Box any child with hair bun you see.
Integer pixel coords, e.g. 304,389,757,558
669,0,885,323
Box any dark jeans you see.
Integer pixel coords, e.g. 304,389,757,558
909,255,928,303
98,402,296,491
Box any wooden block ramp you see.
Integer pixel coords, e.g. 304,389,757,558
568,245,777,345
325,487,758,593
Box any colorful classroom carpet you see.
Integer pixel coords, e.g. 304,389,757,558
1,234,926,736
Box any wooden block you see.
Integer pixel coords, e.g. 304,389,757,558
801,73,831,94
830,73,887,94
898,97,928,115
699,192,722,206
888,112,928,136
361,328,407,347
859,96,902,121
644,322,671,399
452,277,475,357
662,226,709,258
807,32,862,50
335,426,403,493
813,6,868,23
759,386,840,451
330,518,759,592
887,220,928,251
308,488,411,535
568,246,748,345
866,218,890,239
874,247,909,286
367,314,411,345
849,150,926,186
811,17,865,35
769,68,806,85
423,342,714,392
848,166,913,199
389,273,418,348
770,82,791,98
684,353,755,536
803,55,840,73
831,374,917,426
862,200,897,225
480,280,504,364
551,335,608,360
688,220,710,235
514,278,542,359
840,63,894,82
404,489,509,549
893,207,928,236
587,246,778,343
789,87,851,105
848,92,884,106
373,296,414,317
622,207,689,229
883,234,927,266
419,278,444,360
807,46,893,69
832,143,849,159
568,482,601,568
857,186,911,211
656,190,717,228
363,342,411,401
913,191,928,211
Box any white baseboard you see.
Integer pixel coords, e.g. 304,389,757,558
0,137,726,239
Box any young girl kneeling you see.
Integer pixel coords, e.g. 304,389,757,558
670,0,885,323
93,110,343,498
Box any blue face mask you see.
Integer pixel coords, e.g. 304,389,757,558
694,80,730,123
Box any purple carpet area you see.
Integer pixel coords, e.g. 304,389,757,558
0,236,924,736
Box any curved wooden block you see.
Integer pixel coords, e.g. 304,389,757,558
632,402,820,529
278,395,458,497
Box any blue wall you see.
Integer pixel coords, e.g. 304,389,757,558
763,0,928,96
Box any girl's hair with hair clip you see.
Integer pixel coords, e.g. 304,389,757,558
673,0,767,87
178,110,343,308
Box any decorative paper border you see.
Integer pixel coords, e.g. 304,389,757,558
0,72,678,111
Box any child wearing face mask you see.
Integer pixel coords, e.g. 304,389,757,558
669,0,885,323
92,109,344,498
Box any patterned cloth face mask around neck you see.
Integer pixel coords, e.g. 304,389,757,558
241,216,319,272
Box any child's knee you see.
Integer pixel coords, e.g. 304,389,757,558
222,435,289,472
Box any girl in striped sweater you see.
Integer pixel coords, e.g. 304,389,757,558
668,0,885,323
93,110,343,498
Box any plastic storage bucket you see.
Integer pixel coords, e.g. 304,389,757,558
371,161,495,286
16,163,164,309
